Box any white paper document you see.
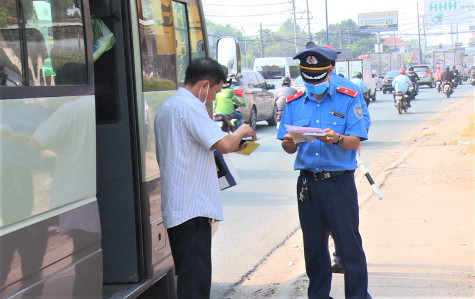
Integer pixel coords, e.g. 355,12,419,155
284,124,325,143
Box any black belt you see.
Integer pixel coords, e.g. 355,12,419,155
300,170,348,181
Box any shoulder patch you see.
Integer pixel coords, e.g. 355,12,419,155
286,90,305,103
336,87,358,98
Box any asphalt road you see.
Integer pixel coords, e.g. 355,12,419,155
210,83,473,299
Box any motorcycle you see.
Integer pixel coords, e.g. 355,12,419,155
452,75,459,88
394,91,409,114
213,112,239,132
436,79,442,93
442,81,453,98
363,91,371,107
470,76,475,86
409,82,418,99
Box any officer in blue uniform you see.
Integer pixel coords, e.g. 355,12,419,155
277,45,371,299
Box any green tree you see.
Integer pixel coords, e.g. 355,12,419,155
313,19,376,57
206,22,244,40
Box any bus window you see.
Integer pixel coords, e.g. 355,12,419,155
138,0,177,91
187,4,206,61
172,1,190,84
48,0,87,85
0,0,23,87
0,0,87,88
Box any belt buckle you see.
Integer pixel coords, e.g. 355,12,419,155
312,171,331,181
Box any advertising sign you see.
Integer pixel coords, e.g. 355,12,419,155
358,11,398,32
425,0,475,25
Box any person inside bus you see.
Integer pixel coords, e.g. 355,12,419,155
214,75,246,127
154,57,256,299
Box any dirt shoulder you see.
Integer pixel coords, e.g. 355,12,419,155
225,95,474,298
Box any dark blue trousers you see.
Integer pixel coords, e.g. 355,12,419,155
297,171,371,299
167,217,212,299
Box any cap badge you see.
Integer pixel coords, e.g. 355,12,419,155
306,56,318,65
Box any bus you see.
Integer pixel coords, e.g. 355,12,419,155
252,56,300,89
0,0,214,297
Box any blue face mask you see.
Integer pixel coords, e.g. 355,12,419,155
304,81,329,95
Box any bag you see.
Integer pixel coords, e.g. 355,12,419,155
214,151,239,190
91,18,116,62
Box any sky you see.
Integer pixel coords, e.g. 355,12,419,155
202,0,474,48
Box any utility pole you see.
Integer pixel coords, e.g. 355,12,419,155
260,22,265,58
347,28,350,46
306,0,311,41
417,0,423,63
325,0,329,45
377,31,382,75
339,27,342,48
292,0,298,52
422,14,427,56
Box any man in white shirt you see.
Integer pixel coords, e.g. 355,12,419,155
154,57,256,298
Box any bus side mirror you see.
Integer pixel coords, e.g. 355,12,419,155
216,36,241,76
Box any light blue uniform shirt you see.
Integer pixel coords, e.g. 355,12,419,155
277,81,368,172
332,73,370,131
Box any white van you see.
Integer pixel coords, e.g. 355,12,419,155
253,57,300,89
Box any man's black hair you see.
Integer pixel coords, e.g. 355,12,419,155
185,58,227,86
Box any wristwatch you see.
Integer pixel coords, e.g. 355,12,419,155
337,135,344,145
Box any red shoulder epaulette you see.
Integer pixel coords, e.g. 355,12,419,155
336,87,358,98
286,90,305,103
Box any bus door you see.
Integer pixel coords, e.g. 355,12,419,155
90,0,207,294
90,0,159,288
132,0,207,282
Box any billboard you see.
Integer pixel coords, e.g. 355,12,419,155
358,11,398,32
424,0,475,25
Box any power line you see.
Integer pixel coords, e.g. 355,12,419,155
204,1,291,6
206,9,293,18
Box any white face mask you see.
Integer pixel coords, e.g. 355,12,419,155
198,84,210,103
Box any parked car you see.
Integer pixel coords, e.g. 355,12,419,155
233,70,277,129
382,70,400,94
411,64,434,88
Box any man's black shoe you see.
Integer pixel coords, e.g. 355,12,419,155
331,261,345,274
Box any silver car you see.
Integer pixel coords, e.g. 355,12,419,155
233,70,277,129
412,65,434,87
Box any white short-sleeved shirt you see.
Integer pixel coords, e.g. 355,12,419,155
154,87,227,228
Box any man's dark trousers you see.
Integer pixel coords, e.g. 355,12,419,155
297,171,371,299
167,217,212,299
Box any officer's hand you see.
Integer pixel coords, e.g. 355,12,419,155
316,128,337,144
282,134,297,154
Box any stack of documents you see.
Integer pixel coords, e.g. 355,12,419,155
284,124,325,143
